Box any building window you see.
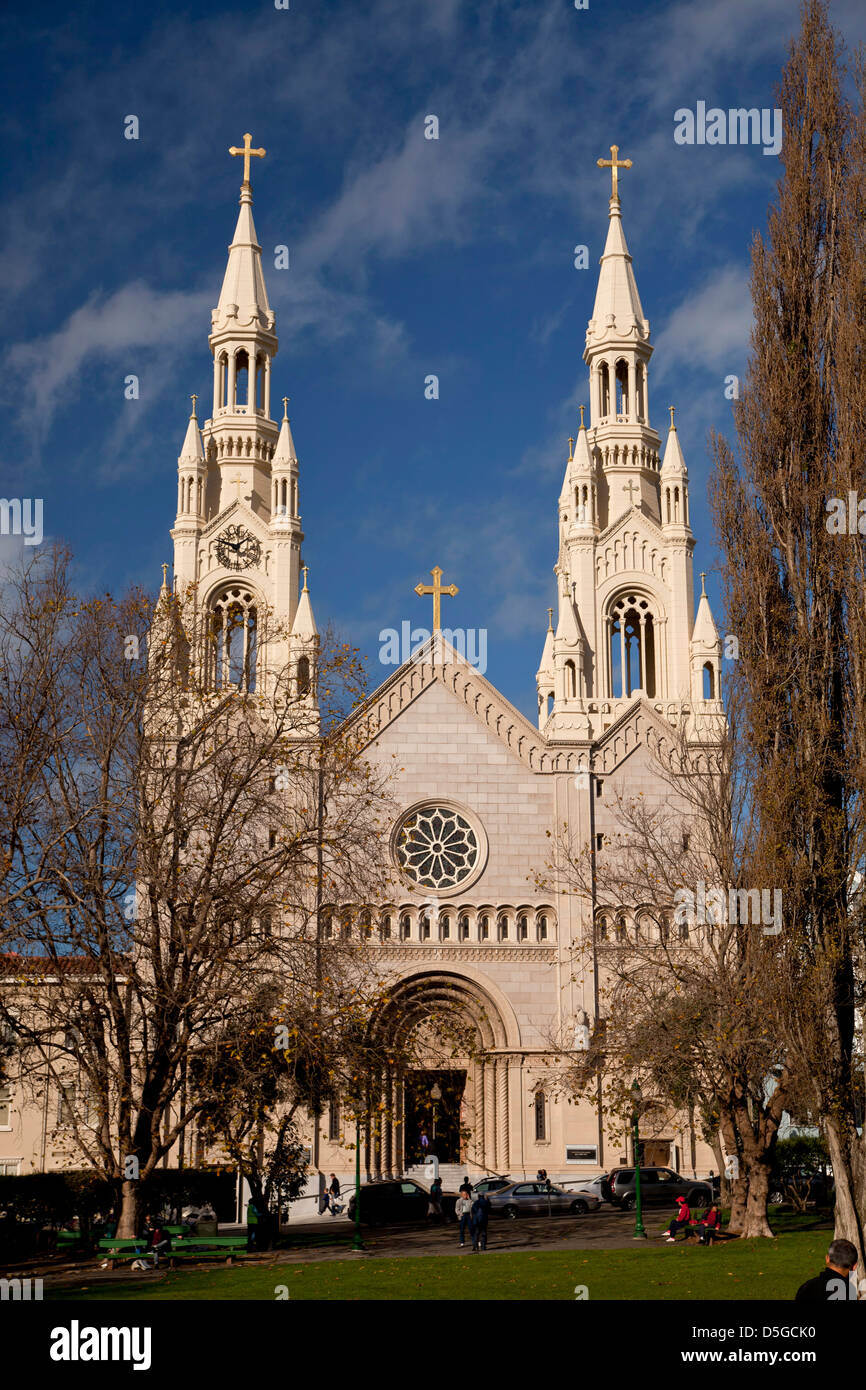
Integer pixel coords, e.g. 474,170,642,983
381,914,392,940
599,362,610,417
534,1090,546,1142
440,915,450,940
479,915,490,940
459,914,469,941
420,914,431,941
401,914,411,941
328,1100,340,1142
394,804,480,890
497,914,508,941
615,359,629,416
537,915,548,942
0,1086,11,1128
702,662,715,699
518,914,528,941
57,1085,75,1126
297,655,311,695
323,915,333,939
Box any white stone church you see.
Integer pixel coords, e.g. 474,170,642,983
1,142,726,1191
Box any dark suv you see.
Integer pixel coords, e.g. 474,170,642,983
601,1167,713,1211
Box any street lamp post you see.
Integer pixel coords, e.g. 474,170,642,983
352,1117,363,1251
430,1082,442,1147
631,1080,647,1240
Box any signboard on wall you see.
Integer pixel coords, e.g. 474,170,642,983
565,1145,598,1164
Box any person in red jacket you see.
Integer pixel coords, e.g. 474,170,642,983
694,1203,722,1245
663,1195,692,1241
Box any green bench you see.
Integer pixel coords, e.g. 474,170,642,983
167,1234,247,1268
57,1230,83,1247
97,1237,148,1268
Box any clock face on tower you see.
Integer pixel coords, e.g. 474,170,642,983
216,525,261,571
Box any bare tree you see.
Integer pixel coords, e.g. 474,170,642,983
0,546,396,1236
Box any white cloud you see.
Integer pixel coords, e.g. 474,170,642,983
652,263,752,382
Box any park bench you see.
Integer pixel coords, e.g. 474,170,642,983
167,1234,248,1268
97,1237,148,1268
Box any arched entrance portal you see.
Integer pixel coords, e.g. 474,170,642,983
368,970,517,1180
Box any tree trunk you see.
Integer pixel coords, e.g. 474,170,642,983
740,1159,774,1238
824,1116,866,1268
117,1179,141,1238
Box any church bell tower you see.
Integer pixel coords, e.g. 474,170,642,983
169,134,318,714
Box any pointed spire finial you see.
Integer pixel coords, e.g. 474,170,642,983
161,563,169,589
597,143,632,203
568,436,574,462
547,607,554,632
190,393,197,418
282,395,290,420
669,405,676,429
302,565,309,592
579,404,586,430
700,571,707,596
229,132,266,192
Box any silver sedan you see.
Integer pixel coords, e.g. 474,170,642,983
485,1180,601,1219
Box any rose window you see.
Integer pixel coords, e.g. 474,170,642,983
395,805,479,889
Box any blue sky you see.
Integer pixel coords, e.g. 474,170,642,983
3,0,864,720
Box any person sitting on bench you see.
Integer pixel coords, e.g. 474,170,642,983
663,1195,692,1242
694,1203,722,1245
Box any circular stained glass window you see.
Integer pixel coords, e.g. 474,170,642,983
395,805,480,889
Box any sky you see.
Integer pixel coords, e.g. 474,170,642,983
3,0,864,721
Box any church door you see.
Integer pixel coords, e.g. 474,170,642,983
403,1069,466,1165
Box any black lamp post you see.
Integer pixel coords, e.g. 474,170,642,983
631,1080,647,1239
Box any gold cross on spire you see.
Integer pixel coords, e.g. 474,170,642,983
229,132,266,187
596,143,632,201
414,566,458,632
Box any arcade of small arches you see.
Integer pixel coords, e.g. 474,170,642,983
594,357,649,426
606,591,658,699
596,906,687,945
202,585,313,697
322,903,556,945
214,346,272,419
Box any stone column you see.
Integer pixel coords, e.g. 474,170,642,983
383,1068,393,1179
483,1059,496,1172
395,1070,404,1177
372,1073,382,1181
473,1061,485,1172
496,1058,509,1170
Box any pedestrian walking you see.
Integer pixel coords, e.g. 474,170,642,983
459,1175,473,1197
429,1175,444,1222
455,1193,472,1247
419,1129,430,1162
470,1192,490,1252
327,1173,342,1216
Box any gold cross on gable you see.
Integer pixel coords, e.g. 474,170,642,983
229,132,266,186
597,143,632,201
414,566,459,633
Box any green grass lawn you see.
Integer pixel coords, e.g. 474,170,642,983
49,1213,832,1301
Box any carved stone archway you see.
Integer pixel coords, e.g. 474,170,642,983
367,970,519,1181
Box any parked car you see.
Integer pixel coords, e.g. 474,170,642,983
346,1179,456,1226
485,1180,601,1219
600,1167,712,1211
471,1177,512,1195
564,1174,609,1203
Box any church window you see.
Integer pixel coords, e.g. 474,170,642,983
260,909,273,937
682,831,690,851
678,915,688,943
440,915,450,940
420,914,431,940
328,1099,340,1142
341,913,351,940
209,588,258,692
674,486,680,521
609,593,656,699
497,913,508,940
599,362,610,418
459,914,470,941
268,830,276,850
565,659,577,699
479,915,490,940
545,692,553,720
394,805,480,890
323,915,333,939
614,914,627,943
57,1084,76,1126
537,914,548,941
596,833,604,852
596,778,604,797
218,353,228,409
615,359,629,417
400,914,411,940
518,914,528,941
381,914,392,940
702,662,715,700
597,914,608,940
636,362,645,420
235,350,250,408
534,1090,546,1142
255,354,266,411
298,656,311,695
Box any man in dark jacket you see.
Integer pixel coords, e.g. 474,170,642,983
470,1192,490,1252
795,1239,859,1300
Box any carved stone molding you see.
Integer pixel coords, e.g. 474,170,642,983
375,946,558,963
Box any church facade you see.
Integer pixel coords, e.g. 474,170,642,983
0,142,726,1189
